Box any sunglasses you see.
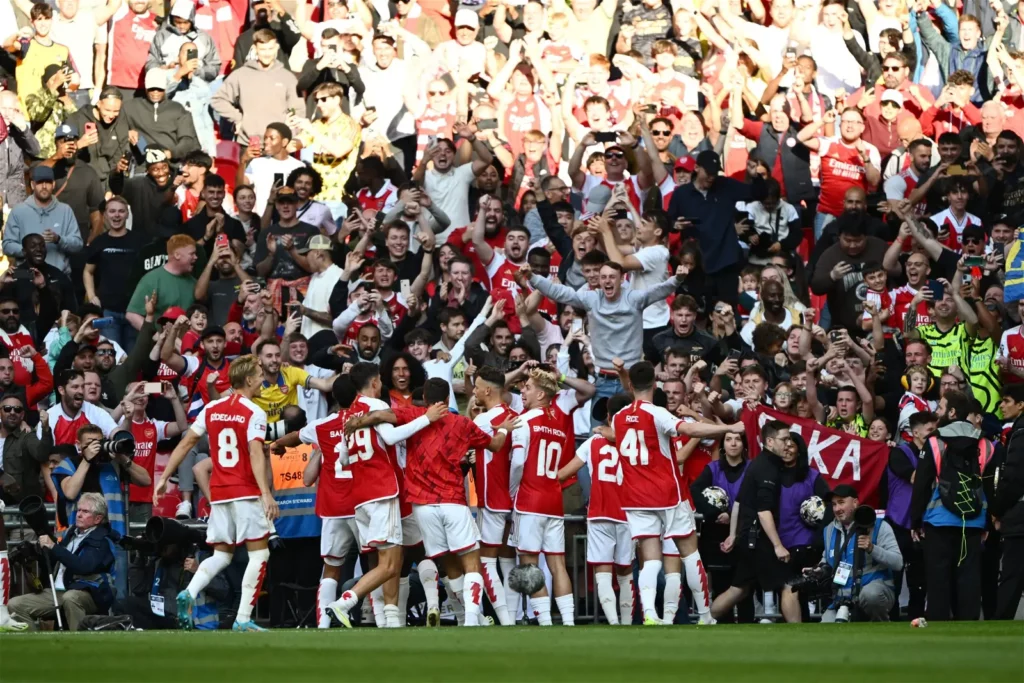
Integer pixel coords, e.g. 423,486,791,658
96,349,115,356
604,151,625,159
0,308,17,315
651,130,672,136
428,90,448,96
963,237,983,245
1,405,24,414
881,101,900,107
882,65,902,72
315,96,333,102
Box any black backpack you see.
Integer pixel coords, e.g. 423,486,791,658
928,436,991,520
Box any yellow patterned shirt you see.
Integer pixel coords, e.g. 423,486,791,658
299,114,360,202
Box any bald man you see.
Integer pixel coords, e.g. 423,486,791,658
0,91,42,206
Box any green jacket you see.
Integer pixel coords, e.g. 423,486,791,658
24,88,77,159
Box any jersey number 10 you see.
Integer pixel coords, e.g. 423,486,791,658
535,439,562,479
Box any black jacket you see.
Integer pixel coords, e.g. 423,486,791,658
993,414,1024,537
122,97,200,162
47,524,117,611
295,59,364,118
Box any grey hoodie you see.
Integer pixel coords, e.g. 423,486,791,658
2,196,83,274
146,9,221,83
211,60,303,143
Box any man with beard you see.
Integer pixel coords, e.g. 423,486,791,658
471,197,531,334
7,234,75,334
0,292,58,401
569,133,652,215
653,295,721,365
110,150,182,242
84,196,150,348
464,301,518,373
40,370,120,445
405,301,491,410
253,338,337,423
126,235,200,335
811,216,899,331
0,345,53,409
161,326,233,421
883,139,933,219
195,243,252,328
284,333,333,422
65,87,133,186
44,123,103,245
183,174,246,258
910,390,996,621
807,187,889,277
417,136,495,236
123,69,199,165
448,195,508,284
740,281,793,348
2,166,82,276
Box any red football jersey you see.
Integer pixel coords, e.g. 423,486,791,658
395,406,492,506
575,435,626,523
474,404,519,512
380,291,408,328
511,407,569,517
613,400,686,510
192,394,268,503
129,418,169,503
446,226,506,287
342,396,402,507
675,433,712,507
816,138,880,217
300,410,359,518
483,252,525,335
890,284,932,332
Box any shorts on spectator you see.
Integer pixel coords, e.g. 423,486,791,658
413,504,480,559
509,512,564,555
206,498,271,546
586,520,633,566
355,497,402,549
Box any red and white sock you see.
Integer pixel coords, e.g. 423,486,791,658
316,577,337,629
530,595,552,625
398,577,410,627
617,574,634,625
554,594,575,626
683,551,711,617
331,589,359,615
638,560,662,621
236,548,269,623
0,550,9,623
445,576,466,625
480,556,511,625
663,572,682,624
499,557,520,623
187,550,232,600
595,572,618,625
417,560,439,612
462,572,484,626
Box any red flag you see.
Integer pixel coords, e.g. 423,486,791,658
742,405,889,507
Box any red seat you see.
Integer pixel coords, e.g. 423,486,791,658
214,157,239,195
796,227,814,264
809,294,827,324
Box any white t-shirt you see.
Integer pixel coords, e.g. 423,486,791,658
302,264,343,338
425,163,476,241
245,155,307,216
630,245,671,329
51,11,107,90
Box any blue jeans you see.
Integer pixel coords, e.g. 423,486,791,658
814,212,836,242
592,374,623,429
102,310,137,351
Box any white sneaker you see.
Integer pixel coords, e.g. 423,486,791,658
697,614,717,626
175,501,192,520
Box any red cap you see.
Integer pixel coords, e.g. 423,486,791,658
674,156,696,173
158,306,188,323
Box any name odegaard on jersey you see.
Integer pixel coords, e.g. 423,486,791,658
210,414,247,424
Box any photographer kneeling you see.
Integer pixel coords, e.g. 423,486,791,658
9,493,116,630
817,485,903,622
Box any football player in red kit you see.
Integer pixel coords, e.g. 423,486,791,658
611,362,744,625
155,355,276,632
509,369,575,626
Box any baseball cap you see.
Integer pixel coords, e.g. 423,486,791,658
300,234,333,253
695,150,721,175
674,156,696,173
146,149,169,166
54,122,78,140
158,306,188,323
454,9,479,29
145,69,167,91
31,166,55,182
75,344,98,356
880,89,904,107
201,326,226,341
275,187,299,203
961,224,986,243
827,484,859,501
586,184,612,214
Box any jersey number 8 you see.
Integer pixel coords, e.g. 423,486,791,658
217,430,240,468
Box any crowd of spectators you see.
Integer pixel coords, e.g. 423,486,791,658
2,0,1024,629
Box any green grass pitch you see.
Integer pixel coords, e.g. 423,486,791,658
1,622,1022,682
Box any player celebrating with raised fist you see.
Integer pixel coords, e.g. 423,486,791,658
509,368,575,626
155,355,276,632
612,362,745,625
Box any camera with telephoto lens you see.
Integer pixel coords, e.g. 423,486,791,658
90,432,136,464
788,562,834,600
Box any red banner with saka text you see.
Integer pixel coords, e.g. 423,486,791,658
741,406,888,507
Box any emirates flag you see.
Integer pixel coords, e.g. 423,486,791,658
742,405,889,507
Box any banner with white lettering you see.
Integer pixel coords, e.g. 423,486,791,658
742,406,888,506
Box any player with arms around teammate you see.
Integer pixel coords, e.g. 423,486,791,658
560,392,635,625
613,361,744,625
398,378,517,626
472,365,522,625
509,368,576,626
326,363,441,628
154,355,276,632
